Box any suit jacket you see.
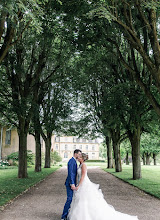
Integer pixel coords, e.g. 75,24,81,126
65,157,77,186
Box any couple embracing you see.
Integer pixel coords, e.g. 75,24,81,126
61,149,139,220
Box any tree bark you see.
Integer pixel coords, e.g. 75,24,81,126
146,152,151,165
142,152,146,165
125,151,129,165
111,128,122,172
33,90,42,172
35,130,41,172
18,119,28,178
153,153,157,165
44,133,52,168
128,123,141,180
105,135,113,168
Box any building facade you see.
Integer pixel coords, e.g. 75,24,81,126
0,127,39,160
0,126,100,161
54,136,100,160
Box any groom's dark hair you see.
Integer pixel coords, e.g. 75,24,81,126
74,149,82,154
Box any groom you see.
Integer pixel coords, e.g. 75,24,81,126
61,149,82,220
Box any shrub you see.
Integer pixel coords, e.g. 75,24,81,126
7,152,19,163
0,160,10,167
51,151,62,164
7,150,34,166
27,150,34,166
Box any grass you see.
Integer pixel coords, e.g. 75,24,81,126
104,165,160,199
86,161,107,168
0,166,59,207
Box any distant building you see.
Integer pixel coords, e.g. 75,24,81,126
0,126,100,161
54,136,100,161
0,126,39,160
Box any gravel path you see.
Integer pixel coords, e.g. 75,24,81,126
0,166,160,220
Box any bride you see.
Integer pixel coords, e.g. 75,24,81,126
67,153,139,220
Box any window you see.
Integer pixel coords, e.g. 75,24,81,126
55,136,60,142
92,152,95,159
73,145,76,150
56,144,58,150
86,145,88,150
76,138,80,143
65,137,68,141
5,130,11,145
79,145,82,150
65,144,68,150
92,146,95,151
64,152,68,158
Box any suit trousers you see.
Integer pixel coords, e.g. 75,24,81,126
61,185,73,219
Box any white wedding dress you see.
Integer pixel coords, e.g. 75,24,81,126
67,164,138,220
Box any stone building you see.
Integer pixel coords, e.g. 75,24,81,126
0,126,38,160
0,126,100,161
54,136,100,160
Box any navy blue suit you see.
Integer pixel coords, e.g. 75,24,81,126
61,157,77,219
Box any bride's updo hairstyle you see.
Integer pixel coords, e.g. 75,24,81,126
81,153,88,161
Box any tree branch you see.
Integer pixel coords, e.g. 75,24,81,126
10,19,32,46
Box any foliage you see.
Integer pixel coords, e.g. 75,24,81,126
99,143,107,159
0,0,46,65
120,139,132,159
0,160,10,167
51,151,62,164
1,0,160,178
141,133,160,155
7,152,19,162
7,150,34,166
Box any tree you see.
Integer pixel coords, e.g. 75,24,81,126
120,139,132,165
0,0,77,177
40,83,72,168
99,142,107,160
141,132,160,165
0,15,59,177
93,1,160,118
0,0,43,64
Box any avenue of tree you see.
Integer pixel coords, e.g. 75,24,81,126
0,0,160,180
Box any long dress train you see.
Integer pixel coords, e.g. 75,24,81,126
68,164,138,220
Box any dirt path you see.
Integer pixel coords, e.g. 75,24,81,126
0,166,160,220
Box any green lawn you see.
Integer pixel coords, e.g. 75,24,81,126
0,166,59,207
104,165,160,199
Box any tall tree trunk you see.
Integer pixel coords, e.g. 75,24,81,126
18,119,28,178
146,152,151,165
126,151,129,165
33,101,42,172
128,123,141,180
153,153,157,165
111,128,122,172
142,152,146,165
105,135,113,168
44,133,52,168
35,130,41,172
